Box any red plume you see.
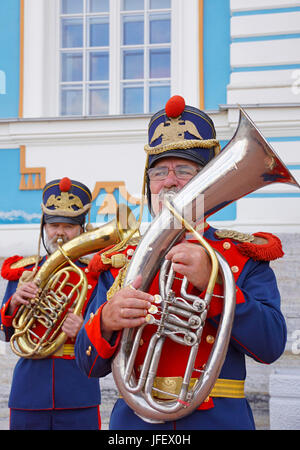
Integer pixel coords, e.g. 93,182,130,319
165,95,185,118
59,177,72,192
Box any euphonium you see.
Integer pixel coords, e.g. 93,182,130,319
111,108,300,423
10,204,139,359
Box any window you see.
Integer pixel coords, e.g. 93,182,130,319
59,0,171,116
121,0,171,114
60,0,110,116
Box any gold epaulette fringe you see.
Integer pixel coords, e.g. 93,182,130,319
215,229,255,243
11,255,42,269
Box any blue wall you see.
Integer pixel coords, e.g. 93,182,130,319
0,148,41,224
203,0,231,111
0,0,21,118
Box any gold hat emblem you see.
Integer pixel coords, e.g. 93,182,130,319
45,191,83,211
150,116,203,146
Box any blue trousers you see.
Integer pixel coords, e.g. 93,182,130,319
109,398,255,430
10,406,101,430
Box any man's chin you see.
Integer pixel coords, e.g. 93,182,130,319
46,240,66,254
48,245,58,254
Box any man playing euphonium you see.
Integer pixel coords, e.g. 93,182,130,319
75,96,287,430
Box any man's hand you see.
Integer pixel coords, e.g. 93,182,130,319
62,309,83,339
101,276,153,339
165,241,211,291
9,281,38,315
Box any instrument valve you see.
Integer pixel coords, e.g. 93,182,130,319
153,294,162,304
188,315,201,329
166,290,176,304
183,333,197,346
148,304,158,315
145,314,155,324
192,299,206,312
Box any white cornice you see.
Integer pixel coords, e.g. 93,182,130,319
0,114,150,145
0,105,299,146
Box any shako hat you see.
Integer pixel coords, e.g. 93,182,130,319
144,95,221,212
145,95,220,169
41,177,92,226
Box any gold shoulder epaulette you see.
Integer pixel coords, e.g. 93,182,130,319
215,229,255,243
10,255,42,269
215,230,284,261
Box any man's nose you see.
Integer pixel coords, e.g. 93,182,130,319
162,170,179,187
55,226,66,236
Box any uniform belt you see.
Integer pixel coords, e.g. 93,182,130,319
152,377,245,400
53,344,75,357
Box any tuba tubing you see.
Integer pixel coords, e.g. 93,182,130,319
111,108,300,423
10,205,138,359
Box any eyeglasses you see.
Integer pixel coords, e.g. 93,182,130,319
147,165,199,181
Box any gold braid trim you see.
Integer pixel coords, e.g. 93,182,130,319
144,139,221,156
41,202,91,217
100,241,130,266
99,156,148,268
106,263,129,301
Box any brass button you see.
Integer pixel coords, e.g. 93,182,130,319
231,265,239,273
86,346,92,356
139,339,144,346
206,335,215,344
223,242,231,250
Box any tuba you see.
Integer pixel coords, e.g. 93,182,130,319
10,204,138,359
111,108,300,423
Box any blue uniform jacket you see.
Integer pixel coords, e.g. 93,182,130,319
0,255,101,410
74,225,287,430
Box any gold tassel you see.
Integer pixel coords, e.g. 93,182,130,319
106,264,129,301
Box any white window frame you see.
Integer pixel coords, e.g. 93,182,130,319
119,1,172,114
22,0,200,118
59,1,111,116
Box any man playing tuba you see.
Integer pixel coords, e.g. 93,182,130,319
0,177,101,430
75,96,287,430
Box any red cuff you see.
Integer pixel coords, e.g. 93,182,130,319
0,297,19,327
84,303,121,359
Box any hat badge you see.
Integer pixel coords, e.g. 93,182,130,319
150,95,203,146
45,177,83,211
